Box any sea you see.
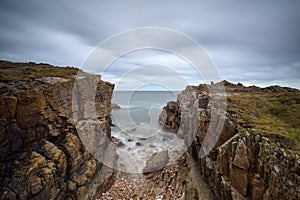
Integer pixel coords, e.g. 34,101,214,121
111,91,186,173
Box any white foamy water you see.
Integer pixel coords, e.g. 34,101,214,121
111,91,186,173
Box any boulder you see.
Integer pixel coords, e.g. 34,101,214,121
143,151,169,173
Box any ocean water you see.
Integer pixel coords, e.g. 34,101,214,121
111,91,186,173
112,91,178,126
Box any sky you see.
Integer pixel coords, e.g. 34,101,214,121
0,0,300,90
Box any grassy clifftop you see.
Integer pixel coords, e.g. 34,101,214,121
225,86,300,150
0,60,79,80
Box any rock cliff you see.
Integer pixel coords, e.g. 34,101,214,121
160,81,300,199
0,61,117,200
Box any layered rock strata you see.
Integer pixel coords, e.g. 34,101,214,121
0,63,117,199
160,82,300,199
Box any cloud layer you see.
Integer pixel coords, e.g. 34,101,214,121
0,0,300,89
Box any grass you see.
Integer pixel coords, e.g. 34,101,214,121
0,60,78,81
226,92,300,150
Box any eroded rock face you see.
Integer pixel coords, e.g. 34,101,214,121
198,133,300,200
0,73,116,199
159,82,300,200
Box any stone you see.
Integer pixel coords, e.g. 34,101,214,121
273,165,280,175
233,139,249,170
117,141,125,147
111,136,125,147
159,101,180,133
143,151,169,173
255,134,261,142
136,142,143,146
111,103,121,109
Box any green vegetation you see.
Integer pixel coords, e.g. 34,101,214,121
227,92,300,150
0,60,78,81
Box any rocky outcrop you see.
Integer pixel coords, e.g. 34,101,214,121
159,101,180,133
0,62,117,199
198,132,300,200
159,82,300,200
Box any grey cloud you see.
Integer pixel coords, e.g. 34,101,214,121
0,0,300,89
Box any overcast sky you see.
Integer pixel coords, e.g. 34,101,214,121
1,0,300,90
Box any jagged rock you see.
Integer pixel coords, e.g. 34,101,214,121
233,139,249,170
111,103,121,109
111,136,125,147
159,101,180,133
160,81,300,200
143,151,169,173
135,142,142,146
0,61,116,200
